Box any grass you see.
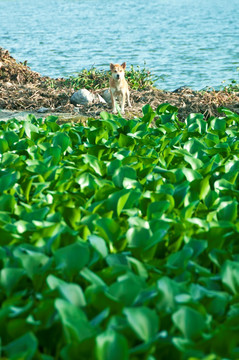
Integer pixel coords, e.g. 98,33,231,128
48,64,158,91
222,79,239,93
1,105,239,359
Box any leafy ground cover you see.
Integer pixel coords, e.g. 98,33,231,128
51,64,156,91
0,104,239,359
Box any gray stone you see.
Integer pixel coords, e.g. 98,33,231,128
70,88,106,106
37,107,50,113
70,89,95,106
94,93,107,104
101,89,112,104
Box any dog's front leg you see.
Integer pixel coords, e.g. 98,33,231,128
110,89,117,113
121,93,126,114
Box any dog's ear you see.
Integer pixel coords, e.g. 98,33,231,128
121,62,126,70
110,63,114,71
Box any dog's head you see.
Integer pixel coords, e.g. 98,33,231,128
110,62,126,80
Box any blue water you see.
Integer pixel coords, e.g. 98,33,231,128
0,0,239,90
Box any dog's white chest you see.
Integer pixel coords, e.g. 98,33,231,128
111,86,123,98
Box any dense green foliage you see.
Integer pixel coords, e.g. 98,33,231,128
0,104,239,359
52,64,157,90
222,79,239,93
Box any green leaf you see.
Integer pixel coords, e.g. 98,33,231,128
107,159,122,177
76,172,98,193
0,268,26,295
184,138,207,154
147,201,170,220
183,154,204,170
217,200,238,222
54,240,90,275
118,133,135,148
204,190,218,209
14,138,35,150
157,276,184,311
43,146,62,165
95,218,121,243
0,138,9,153
13,246,50,279
0,170,20,193
173,182,190,207
145,221,170,250
172,306,208,339
218,107,239,119
112,166,137,188
88,234,108,258
47,275,86,306
80,267,106,286
4,332,37,360
156,103,178,114
4,131,19,147
116,191,131,216
53,132,71,152
126,226,152,249
96,329,129,360
141,104,156,124
82,154,105,176
182,168,202,182
106,273,142,306
106,189,141,216
167,247,193,270
210,117,226,133
0,194,16,212
0,227,14,245
221,260,239,294
124,307,159,342
55,299,95,342
186,113,204,127
204,132,220,147
23,120,39,138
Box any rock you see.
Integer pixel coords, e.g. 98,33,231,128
94,93,107,104
70,88,106,106
70,89,94,105
37,107,50,113
101,89,112,104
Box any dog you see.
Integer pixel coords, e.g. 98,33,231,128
109,62,131,114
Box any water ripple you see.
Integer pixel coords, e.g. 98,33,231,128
0,0,238,90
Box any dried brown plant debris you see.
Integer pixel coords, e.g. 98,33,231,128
0,47,239,119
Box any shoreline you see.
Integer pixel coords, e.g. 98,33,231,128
1,47,239,121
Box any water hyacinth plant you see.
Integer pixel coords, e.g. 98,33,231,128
0,104,239,359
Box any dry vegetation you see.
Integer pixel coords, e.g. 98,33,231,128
0,47,239,120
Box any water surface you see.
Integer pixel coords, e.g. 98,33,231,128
1,0,238,90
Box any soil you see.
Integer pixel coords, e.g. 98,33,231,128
1,47,239,121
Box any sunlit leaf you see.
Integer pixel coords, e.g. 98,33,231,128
55,299,95,342
124,306,159,342
96,329,129,360
172,306,208,339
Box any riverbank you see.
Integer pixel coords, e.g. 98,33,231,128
1,47,239,121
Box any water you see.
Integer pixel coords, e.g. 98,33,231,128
0,0,238,90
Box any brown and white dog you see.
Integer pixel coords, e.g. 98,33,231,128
109,62,131,114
